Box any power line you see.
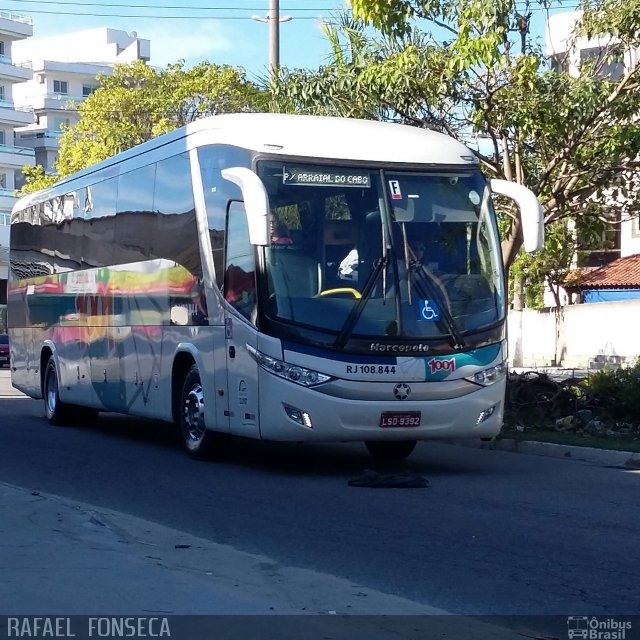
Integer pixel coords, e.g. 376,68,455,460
4,8,323,19
8,0,332,9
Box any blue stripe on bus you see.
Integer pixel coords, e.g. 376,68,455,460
282,342,398,364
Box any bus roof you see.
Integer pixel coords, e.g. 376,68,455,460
13,113,479,212
185,113,478,165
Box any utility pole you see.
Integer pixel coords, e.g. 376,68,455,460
252,0,292,79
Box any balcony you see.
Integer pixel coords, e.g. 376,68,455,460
28,93,86,113
0,12,33,39
0,192,15,216
0,55,32,81
0,190,17,227
17,130,61,152
0,144,35,168
0,223,9,255
0,101,34,126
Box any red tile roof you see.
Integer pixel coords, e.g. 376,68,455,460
567,254,640,288
563,267,596,286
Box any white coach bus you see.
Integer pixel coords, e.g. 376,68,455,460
9,113,543,460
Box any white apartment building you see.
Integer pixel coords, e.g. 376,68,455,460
546,10,640,264
12,27,150,173
0,10,36,314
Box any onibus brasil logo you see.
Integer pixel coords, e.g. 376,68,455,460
567,616,632,640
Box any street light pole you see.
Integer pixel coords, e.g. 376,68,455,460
252,0,292,78
269,0,280,73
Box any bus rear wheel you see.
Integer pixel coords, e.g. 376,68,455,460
44,357,70,426
365,440,417,461
180,365,215,459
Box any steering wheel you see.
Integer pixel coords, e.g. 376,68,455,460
316,288,362,299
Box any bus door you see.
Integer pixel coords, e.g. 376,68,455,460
222,201,260,438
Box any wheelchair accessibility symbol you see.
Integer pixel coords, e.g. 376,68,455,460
419,299,441,322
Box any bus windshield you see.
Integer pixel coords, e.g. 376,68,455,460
257,161,505,344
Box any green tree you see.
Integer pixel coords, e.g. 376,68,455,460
19,165,57,194
23,59,266,186
270,0,640,299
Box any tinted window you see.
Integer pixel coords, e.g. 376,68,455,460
114,164,157,265
153,153,201,277
84,177,118,268
197,145,251,288
224,201,256,322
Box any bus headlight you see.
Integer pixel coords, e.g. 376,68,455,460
248,347,333,387
465,361,508,386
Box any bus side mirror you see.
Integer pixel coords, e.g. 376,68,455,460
490,179,544,253
221,167,269,245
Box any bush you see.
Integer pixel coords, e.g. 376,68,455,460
586,360,640,422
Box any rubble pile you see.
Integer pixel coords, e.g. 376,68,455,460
505,370,640,441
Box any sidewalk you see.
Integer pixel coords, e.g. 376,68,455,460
446,437,640,469
0,483,553,640
0,370,23,397
0,481,438,617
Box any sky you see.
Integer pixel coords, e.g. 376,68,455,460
5,0,346,80
5,0,574,80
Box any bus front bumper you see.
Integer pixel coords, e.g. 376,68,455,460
257,373,505,442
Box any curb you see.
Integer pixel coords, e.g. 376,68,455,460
444,437,640,469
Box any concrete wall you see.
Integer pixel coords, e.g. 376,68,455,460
621,215,640,257
508,299,640,369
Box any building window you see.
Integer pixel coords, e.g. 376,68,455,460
0,42,5,56
0,130,5,145
52,117,70,132
82,84,98,97
0,85,5,101
53,80,68,95
580,46,625,79
576,214,621,267
0,174,7,189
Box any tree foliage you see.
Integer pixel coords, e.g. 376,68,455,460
19,165,57,194
270,0,640,303
22,59,266,189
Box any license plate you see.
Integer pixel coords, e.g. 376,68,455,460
380,411,421,427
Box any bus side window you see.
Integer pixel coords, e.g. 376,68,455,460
223,201,256,322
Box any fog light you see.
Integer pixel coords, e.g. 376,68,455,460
284,405,313,429
476,404,497,425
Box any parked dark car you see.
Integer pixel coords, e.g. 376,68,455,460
0,334,9,368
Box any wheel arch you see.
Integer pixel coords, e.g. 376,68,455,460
39,342,57,398
171,345,201,424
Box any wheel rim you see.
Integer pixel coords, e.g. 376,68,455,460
183,383,205,444
46,365,58,415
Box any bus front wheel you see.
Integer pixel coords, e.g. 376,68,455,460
365,440,417,461
180,365,215,459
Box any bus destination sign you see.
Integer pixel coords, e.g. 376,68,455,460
283,167,370,188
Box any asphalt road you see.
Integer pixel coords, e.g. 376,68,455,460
0,370,639,617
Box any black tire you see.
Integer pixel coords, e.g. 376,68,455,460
179,365,215,459
365,440,417,461
43,357,71,426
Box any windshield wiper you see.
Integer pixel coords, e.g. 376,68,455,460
410,263,466,350
333,256,388,349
